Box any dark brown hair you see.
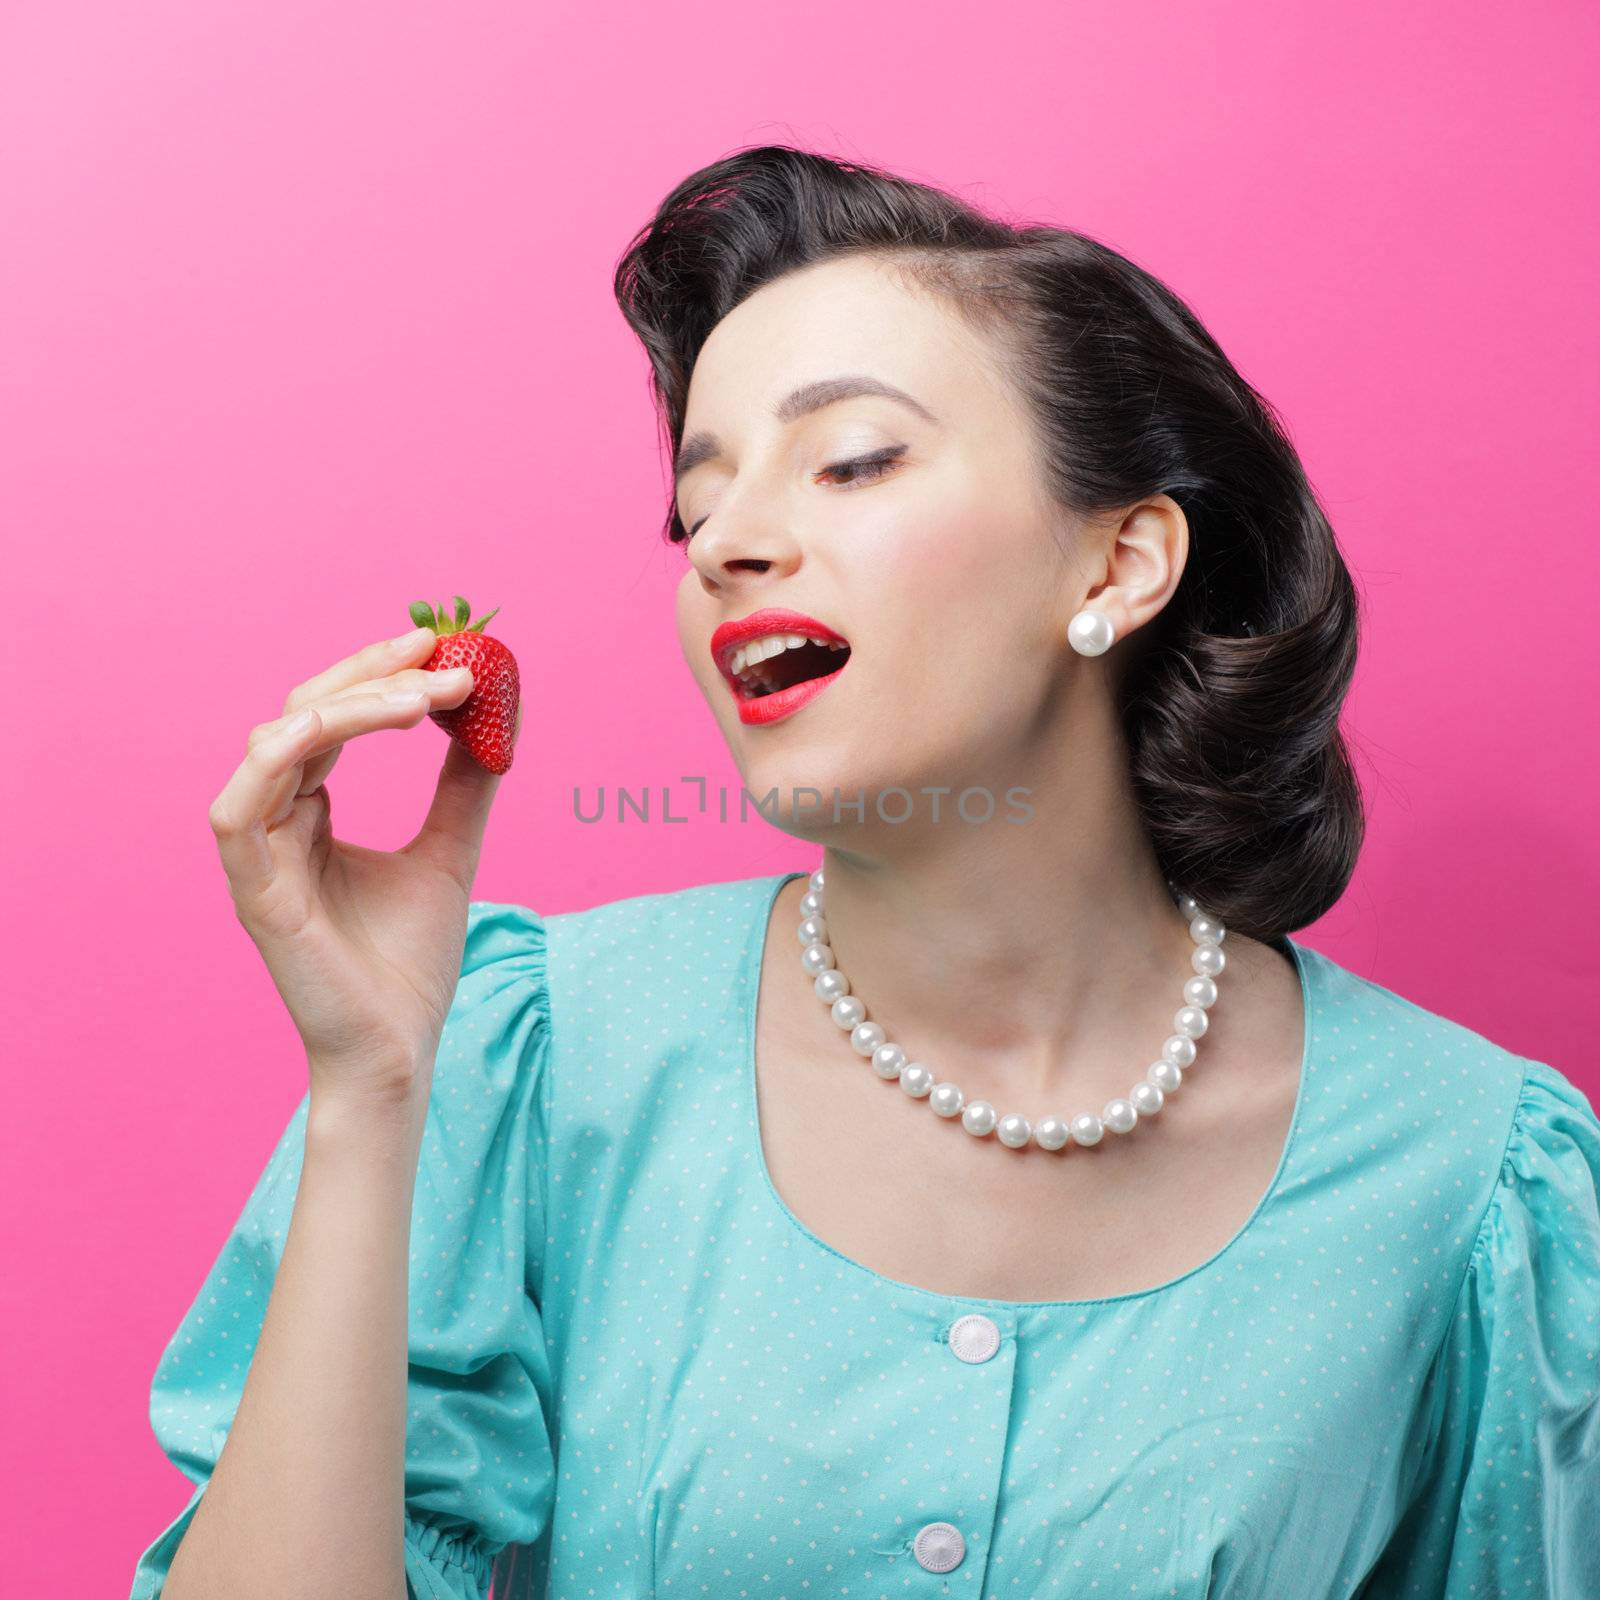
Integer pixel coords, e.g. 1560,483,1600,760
612,144,1366,941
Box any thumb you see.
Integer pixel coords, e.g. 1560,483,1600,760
409,734,502,881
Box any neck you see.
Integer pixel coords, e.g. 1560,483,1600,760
789,699,1206,1104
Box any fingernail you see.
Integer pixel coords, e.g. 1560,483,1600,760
384,688,426,708
282,709,317,738
390,626,434,650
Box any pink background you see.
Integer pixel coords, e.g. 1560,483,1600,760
1,2,1595,1590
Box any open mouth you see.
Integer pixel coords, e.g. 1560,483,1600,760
725,634,852,701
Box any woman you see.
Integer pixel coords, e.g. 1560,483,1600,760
130,146,1599,1599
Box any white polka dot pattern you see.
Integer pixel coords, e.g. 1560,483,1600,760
127,871,1600,1599
127,902,558,1600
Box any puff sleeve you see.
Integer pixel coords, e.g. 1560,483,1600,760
127,902,557,1600
1360,1057,1600,1598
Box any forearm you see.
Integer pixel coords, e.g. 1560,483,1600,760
163,1070,430,1600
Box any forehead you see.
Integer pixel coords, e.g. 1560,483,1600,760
682,256,996,427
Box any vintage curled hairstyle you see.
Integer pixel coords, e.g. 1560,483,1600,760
612,144,1366,942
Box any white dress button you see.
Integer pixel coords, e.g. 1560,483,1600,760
947,1312,1001,1363
913,1520,966,1572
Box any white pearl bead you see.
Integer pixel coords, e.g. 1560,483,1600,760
871,1043,907,1079
1162,1034,1197,1067
814,969,850,1002
1034,1116,1071,1150
962,1100,997,1136
851,1021,886,1057
1102,1097,1137,1134
1067,607,1116,655
799,874,1217,1160
997,1113,1032,1148
800,942,835,976
1130,1081,1164,1115
1147,1059,1182,1093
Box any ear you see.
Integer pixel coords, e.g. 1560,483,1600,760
1075,494,1188,639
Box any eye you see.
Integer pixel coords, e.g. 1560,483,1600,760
681,446,907,543
813,446,907,490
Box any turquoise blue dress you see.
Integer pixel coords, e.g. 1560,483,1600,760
128,869,1600,1598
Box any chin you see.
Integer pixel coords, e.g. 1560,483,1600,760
731,741,927,838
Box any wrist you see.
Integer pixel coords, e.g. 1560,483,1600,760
307,1051,435,1135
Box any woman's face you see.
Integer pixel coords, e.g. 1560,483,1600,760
673,254,1087,838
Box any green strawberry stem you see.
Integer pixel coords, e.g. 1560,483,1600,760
408,595,501,634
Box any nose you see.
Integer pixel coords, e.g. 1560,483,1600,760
685,508,800,591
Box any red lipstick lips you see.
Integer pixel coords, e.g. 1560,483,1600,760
710,607,851,727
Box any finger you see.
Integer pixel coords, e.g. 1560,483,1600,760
250,664,473,760
252,659,467,752
280,625,442,718
264,774,329,842
265,673,478,818
304,782,335,871
407,729,504,883
209,709,326,898
269,665,475,796
211,680,463,895
248,782,332,936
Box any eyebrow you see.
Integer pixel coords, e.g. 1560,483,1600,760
673,374,940,485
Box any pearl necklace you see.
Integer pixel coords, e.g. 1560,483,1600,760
796,867,1228,1151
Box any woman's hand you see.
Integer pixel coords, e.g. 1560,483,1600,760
206,626,524,1105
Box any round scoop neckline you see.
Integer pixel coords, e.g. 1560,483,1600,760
740,868,1319,1312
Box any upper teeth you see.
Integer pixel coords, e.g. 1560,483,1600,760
727,632,847,678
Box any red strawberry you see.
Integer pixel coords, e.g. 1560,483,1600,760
409,596,521,775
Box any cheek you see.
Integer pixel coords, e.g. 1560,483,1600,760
674,571,713,683
860,503,1063,724
861,485,1048,639
847,498,988,625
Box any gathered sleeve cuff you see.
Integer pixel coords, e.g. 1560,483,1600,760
127,901,556,1600
1359,1057,1600,1597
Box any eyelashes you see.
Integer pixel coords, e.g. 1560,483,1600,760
681,446,908,543
813,449,902,490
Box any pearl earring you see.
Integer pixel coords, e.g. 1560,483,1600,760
1067,607,1116,656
